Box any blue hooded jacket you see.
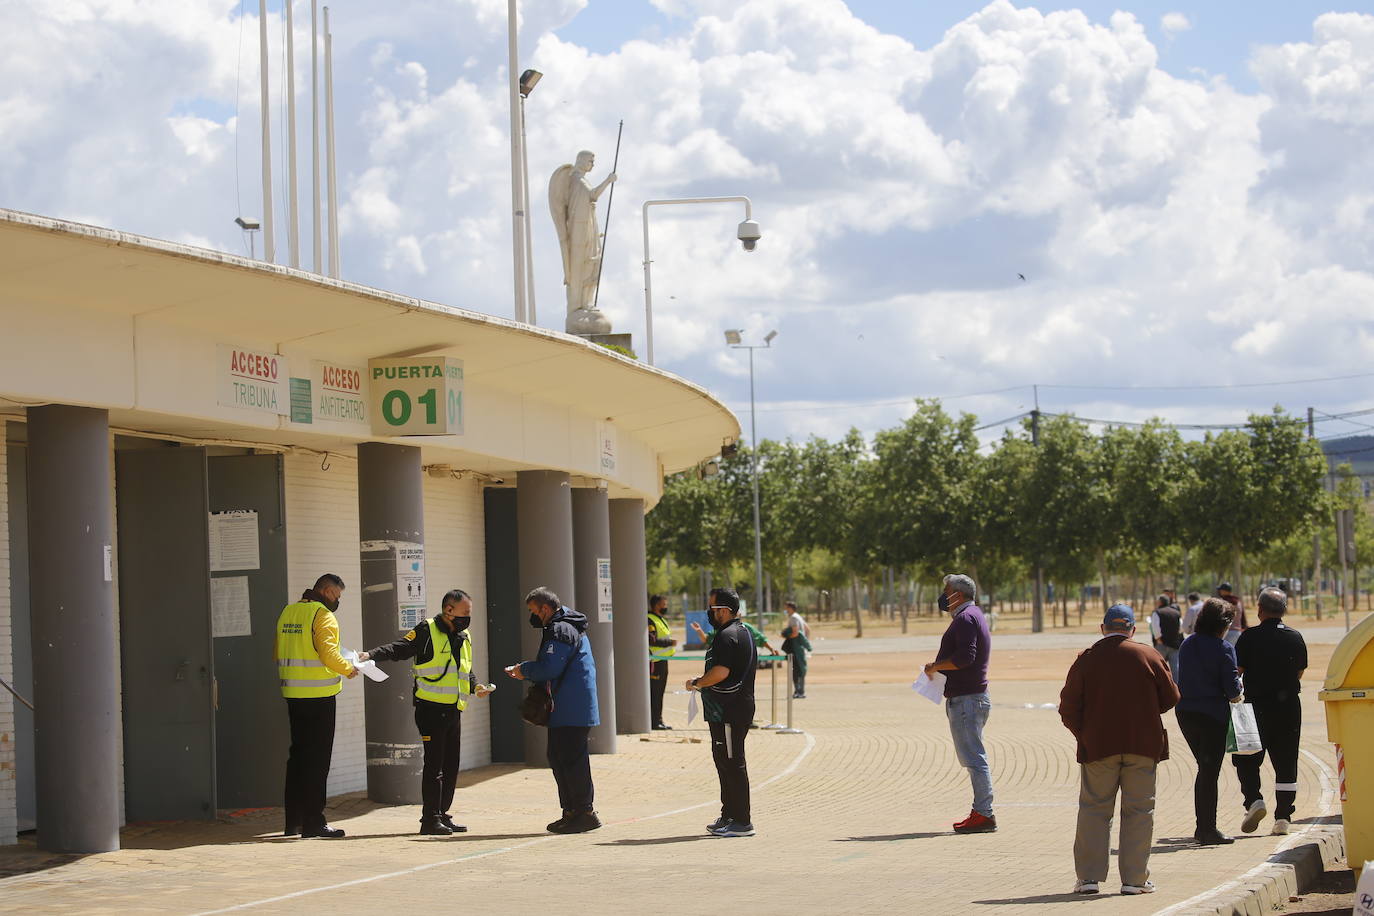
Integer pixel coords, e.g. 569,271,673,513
519,606,600,728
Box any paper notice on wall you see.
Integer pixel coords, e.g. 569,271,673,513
596,557,613,623
209,510,260,572
396,544,427,631
211,576,253,638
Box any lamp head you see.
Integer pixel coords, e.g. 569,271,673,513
724,329,743,345
764,330,778,345
737,219,761,251
235,216,261,231
519,69,543,97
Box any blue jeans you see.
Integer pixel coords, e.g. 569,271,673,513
946,692,993,816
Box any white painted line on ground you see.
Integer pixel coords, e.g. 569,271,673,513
1151,746,1339,916
191,732,818,915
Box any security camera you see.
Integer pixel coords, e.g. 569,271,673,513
737,219,761,252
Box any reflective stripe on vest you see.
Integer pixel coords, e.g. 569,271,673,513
649,613,676,658
414,618,473,709
276,601,342,698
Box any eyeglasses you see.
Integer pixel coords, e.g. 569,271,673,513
708,606,732,611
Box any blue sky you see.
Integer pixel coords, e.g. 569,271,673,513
5,0,1374,447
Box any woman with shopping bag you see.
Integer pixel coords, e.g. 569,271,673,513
1175,597,1244,845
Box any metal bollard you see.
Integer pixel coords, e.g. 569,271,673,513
764,656,782,729
778,653,803,735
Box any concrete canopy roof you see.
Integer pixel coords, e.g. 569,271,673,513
0,209,739,490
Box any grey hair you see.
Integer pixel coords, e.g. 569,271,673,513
1257,587,1287,617
943,573,977,600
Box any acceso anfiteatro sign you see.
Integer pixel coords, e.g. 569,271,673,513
312,361,368,427
367,356,463,436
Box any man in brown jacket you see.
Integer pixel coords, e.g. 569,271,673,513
1059,604,1180,896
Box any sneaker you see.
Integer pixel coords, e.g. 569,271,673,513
706,816,730,833
953,811,997,834
1072,880,1099,895
301,824,345,838
1271,819,1290,835
438,813,467,833
714,821,755,837
1194,829,1235,845
1241,799,1267,834
1121,882,1156,896
652,722,673,730
546,810,573,833
550,810,602,834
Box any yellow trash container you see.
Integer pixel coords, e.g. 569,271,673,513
1319,613,1374,872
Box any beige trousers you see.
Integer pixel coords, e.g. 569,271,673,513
1073,753,1157,887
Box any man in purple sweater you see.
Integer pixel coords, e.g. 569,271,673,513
924,573,995,833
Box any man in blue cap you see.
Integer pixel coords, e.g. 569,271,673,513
1059,605,1180,897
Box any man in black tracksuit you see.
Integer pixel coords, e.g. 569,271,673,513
686,587,757,838
1232,587,1307,836
358,589,491,835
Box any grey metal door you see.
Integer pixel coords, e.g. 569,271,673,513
208,454,289,808
115,447,216,820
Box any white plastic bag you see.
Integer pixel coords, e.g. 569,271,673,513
1226,702,1262,755
1354,861,1374,916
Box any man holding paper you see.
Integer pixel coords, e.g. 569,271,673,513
923,573,995,834
1059,605,1179,896
358,588,492,836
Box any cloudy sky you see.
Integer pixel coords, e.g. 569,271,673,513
4,0,1374,447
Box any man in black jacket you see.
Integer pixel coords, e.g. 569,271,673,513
648,594,677,730
358,589,491,835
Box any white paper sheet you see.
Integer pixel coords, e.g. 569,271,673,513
343,649,389,682
208,510,260,572
687,690,700,725
912,670,946,705
210,576,253,638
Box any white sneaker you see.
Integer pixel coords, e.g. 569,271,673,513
1121,882,1156,895
1072,880,1099,895
1271,819,1290,835
1241,799,1267,834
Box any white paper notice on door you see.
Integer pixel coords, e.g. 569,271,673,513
209,510,260,572
211,576,253,638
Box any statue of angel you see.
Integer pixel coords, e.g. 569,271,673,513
549,150,617,315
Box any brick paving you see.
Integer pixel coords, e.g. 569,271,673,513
0,679,1340,915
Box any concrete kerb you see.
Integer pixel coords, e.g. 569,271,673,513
1157,824,1346,916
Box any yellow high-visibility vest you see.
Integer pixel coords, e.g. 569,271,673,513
414,618,473,709
276,602,342,699
649,612,676,658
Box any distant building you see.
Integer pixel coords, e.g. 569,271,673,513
1321,436,1374,501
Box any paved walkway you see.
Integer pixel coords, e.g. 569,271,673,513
0,676,1341,915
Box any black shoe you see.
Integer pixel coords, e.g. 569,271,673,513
706,816,729,834
302,824,345,838
550,810,602,834
1194,829,1235,845
419,816,453,836
283,824,301,837
547,810,573,832
438,814,467,833
714,821,755,837
652,722,673,730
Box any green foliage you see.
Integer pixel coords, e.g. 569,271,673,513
594,342,638,359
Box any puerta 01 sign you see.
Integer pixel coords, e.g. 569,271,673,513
366,356,464,436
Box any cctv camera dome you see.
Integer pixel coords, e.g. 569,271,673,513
742,238,757,251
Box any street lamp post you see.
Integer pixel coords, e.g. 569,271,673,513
725,328,777,633
642,196,760,366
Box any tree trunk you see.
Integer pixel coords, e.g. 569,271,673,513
852,576,863,638
906,581,917,635
1096,549,1110,613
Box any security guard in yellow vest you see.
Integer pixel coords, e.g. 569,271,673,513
648,594,677,730
275,573,357,839
359,588,492,835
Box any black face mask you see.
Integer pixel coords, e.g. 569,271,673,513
321,594,340,612
448,616,471,632
937,592,951,613
529,612,545,629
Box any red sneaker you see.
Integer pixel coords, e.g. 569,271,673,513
953,810,997,833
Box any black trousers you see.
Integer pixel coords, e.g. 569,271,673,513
709,718,752,825
650,659,669,725
415,700,462,818
1177,708,1229,833
1232,696,1302,820
284,696,336,831
547,726,594,812
791,655,807,697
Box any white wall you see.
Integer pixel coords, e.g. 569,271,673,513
0,426,14,845
282,452,366,797
421,474,489,770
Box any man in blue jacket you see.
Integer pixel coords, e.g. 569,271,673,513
505,586,601,833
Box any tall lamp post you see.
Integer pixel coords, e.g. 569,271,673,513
642,196,760,366
519,69,542,324
725,328,777,632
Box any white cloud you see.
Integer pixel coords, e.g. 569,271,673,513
1161,12,1192,36
4,1,1374,444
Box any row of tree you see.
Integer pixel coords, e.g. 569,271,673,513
646,402,1369,627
